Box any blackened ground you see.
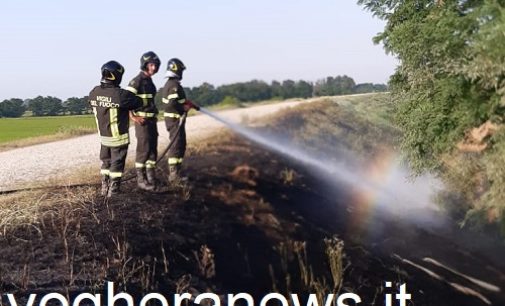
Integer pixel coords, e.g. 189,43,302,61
0,134,504,305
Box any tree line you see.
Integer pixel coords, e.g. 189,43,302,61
0,76,387,118
180,76,386,107
0,96,90,118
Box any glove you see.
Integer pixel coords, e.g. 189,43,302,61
183,99,200,112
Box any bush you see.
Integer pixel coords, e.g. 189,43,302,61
359,0,505,234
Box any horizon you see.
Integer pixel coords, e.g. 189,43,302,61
2,75,388,102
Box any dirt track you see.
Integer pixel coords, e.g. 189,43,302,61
0,99,316,191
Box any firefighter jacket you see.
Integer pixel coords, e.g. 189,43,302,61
88,84,143,147
126,72,159,118
161,79,186,119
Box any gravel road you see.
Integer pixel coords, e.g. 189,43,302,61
0,99,314,191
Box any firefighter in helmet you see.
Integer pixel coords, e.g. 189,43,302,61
126,51,161,191
161,58,199,184
88,61,143,197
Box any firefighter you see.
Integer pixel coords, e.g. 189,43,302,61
126,51,161,191
161,58,199,184
88,60,143,197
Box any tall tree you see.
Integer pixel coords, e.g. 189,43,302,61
294,80,313,98
190,82,222,106
358,0,504,170
313,75,357,96
282,80,297,98
0,98,26,117
64,97,88,115
271,80,284,98
359,0,505,225
28,96,45,116
44,96,63,116
28,96,63,116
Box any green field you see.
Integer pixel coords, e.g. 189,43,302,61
0,115,96,144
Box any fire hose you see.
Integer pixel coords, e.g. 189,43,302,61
121,111,189,184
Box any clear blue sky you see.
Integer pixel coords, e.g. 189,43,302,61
0,0,397,101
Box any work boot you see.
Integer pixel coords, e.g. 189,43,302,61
100,175,109,196
168,165,179,184
136,168,155,191
146,168,157,187
168,165,187,185
107,178,121,198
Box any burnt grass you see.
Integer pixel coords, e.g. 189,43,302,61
1,100,504,305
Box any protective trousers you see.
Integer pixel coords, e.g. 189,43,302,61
134,119,158,169
100,145,128,179
165,117,186,167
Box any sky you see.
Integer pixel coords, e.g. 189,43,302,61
0,0,397,101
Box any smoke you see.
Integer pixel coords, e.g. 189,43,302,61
199,108,446,228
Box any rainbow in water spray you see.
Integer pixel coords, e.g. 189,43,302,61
199,107,446,228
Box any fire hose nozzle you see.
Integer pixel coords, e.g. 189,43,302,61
184,100,201,111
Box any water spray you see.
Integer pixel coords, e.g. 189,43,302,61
200,108,382,190
198,106,444,227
